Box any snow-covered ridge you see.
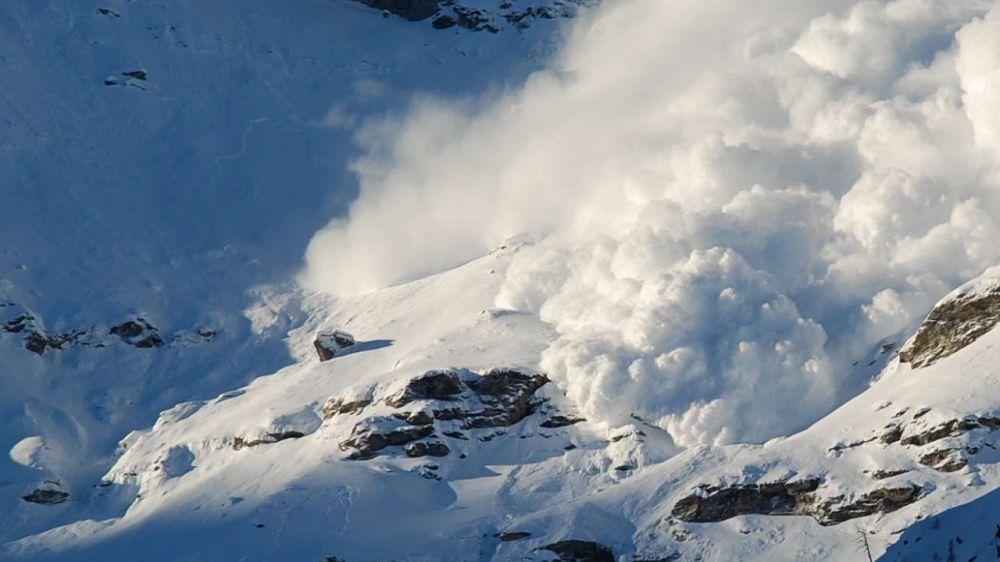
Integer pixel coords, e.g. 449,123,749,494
6,253,1000,561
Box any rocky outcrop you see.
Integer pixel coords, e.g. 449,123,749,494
354,0,439,21
540,414,586,428
917,448,968,472
404,441,449,457
539,540,615,562
22,488,70,505
899,281,1000,368
339,419,434,460
233,431,306,450
672,479,923,526
900,416,1000,447
386,370,465,407
351,0,593,31
110,318,165,348
322,396,373,418
332,367,548,459
1,304,210,355
314,330,356,361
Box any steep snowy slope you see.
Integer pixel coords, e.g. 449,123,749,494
6,248,1000,561
0,0,577,551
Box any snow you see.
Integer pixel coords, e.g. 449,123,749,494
1,243,998,561
3,0,1000,560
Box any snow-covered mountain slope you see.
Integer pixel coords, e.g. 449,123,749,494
5,245,1000,562
0,0,578,553
7,1,1000,561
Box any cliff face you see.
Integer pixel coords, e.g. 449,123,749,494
899,267,1000,368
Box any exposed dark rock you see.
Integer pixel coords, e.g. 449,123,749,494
431,14,456,28
122,70,147,81
880,425,903,444
453,6,499,32
110,319,164,348
816,485,923,524
4,314,31,333
22,489,70,505
394,410,433,425
354,0,440,21
672,480,817,522
24,332,48,355
870,468,909,480
918,448,968,472
442,430,467,440
314,330,355,361
541,414,586,428
340,422,434,460
900,284,1000,368
901,416,1000,446
386,369,465,407
233,431,305,450
539,540,615,562
322,396,372,419
97,8,121,17
497,531,531,541
404,441,449,457
673,479,922,526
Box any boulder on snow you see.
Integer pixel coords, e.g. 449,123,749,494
314,330,355,361
353,0,440,21
110,318,165,348
22,488,70,505
538,540,615,562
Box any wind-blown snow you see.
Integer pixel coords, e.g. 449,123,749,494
305,0,1000,444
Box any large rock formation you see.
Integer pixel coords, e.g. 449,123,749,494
900,272,1000,368
329,367,549,459
672,478,923,526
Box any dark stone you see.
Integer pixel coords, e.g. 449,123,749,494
432,14,456,29
233,431,306,450
497,531,531,541
442,430,467,440
901,418,984,446
340,423,434,460
404,441,450,457
879,425,903,444
4,314,31,333
386,370,464,407
673,478,922,526
354,0,440,21
541,414,586,428
918,448,968,472
122,70,147,80
322,397,372,419
900,286,1000,368
22,489,70,505
314,330,355,362
110,319,164,348
24,332,48,355
870,468,909,480
539,540,615,562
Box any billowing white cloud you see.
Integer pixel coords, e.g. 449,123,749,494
303,0,1000,446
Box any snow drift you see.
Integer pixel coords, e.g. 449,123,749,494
304,0,1000,445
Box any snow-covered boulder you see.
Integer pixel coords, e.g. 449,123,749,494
314,330,356,361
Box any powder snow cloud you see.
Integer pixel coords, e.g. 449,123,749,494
304,0,1000,447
